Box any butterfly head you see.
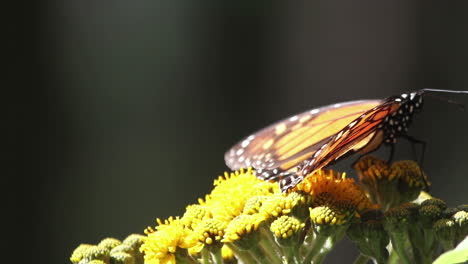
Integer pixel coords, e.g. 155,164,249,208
399,91,424,111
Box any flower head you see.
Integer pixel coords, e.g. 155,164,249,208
203,168,278,222
80,245,110,263
258,191,309,220
354,156,428,210
192,218,227,246
70,244,93,264
110,252,134,264
295,169,376,214
222,214,266,248
309,204,352,226
433,218,457,250
270,215,305,239
141,217,197,264
242,195,268,215
181,204,213,230
452,210,468,242
97,238,121,251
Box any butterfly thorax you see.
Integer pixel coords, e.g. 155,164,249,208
381,91,424,145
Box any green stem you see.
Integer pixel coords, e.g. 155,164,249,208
387,248,400,264
283,246,301,264
250,243,275,264
388,232,414,264
301,232,328,264
209,247,223,264
175,249,199,264
227,243,257,264
201,248,211,264
258,225,283,263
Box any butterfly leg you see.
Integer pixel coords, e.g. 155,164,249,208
387,143,395,164
401,135,429,191
401,135,426,166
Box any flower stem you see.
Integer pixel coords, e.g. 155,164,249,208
209,247,223,264
250,242,277,264
201,248,211,264
301,231,328,264
227,243,257,264
175,249,199,264
258,226,283,264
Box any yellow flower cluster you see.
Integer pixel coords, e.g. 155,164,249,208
70,234,145,264
70,153,467,264
141,167,377,264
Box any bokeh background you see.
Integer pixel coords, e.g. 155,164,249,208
19,1,468,263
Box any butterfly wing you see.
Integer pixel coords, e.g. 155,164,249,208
225,100,383,175
275,100,401,192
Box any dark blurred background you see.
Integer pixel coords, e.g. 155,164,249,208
14,1,468,263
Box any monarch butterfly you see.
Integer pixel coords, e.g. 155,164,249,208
225,89,468,193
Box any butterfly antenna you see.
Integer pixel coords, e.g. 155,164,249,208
422,89,467,111
421,88,468,94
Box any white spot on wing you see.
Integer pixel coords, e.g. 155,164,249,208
236,149,244,156
290,115,299,121
336,130,344,139
310,109,320,114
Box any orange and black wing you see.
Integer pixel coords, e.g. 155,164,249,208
276,100,401,192
225,100,383,177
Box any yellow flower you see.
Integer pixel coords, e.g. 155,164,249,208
181,204,213,230
354,156,429,210
222,214,266,244
309,205,351,226
80,245,110,263
259,191,310,220
70,244,93,264
141,217,196,264
202,168,279,222
295,169,376,213
192,218,227,245
242,195,268,215
270,215,305,239
97,238,121,251
110,252,134,264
